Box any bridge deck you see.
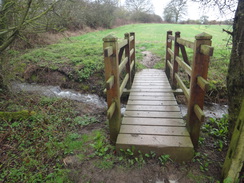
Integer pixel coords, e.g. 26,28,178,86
116,69,194,161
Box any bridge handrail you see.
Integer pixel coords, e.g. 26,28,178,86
103,32,136,143
166,31,214,147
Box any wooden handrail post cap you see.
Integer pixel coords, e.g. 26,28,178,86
103,34,118,42
195,32,212,40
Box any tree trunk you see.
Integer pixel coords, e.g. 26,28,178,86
227,0,244,134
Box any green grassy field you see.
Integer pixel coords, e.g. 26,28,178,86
8,23,232,99
1,24,232,182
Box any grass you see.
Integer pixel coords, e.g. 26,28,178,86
1,23,233,182
6,23,232,98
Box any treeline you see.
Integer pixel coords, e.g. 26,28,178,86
34,0,163,31
179,19,233,25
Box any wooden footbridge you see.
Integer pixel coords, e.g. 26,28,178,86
103,31,214,161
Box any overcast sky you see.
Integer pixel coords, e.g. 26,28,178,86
120,0,236,21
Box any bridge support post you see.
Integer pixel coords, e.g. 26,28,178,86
165,31,172,79
172,31,180,89
187,32,212,148
130,32,136,86
103,35,121,143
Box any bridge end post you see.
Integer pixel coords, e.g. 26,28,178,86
187,32,212,148
166,31,172,79
103,35,121,144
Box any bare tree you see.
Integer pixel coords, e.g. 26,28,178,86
125,0,154,13
0,0,58,52
163,0,187,23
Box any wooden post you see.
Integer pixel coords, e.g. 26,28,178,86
222,99,244,182
125,33,132,89
172,31,180,89
165,31,172,79
103,35,121,143
187,32,212,148
130,32,136,82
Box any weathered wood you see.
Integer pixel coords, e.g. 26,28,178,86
129,96,176,101
187,32,212,148
179,45,191,66
177,37,194,49
125,33,132,89
127,99,178,106
176,56,192,76
119,57,128,75
200,44,214,56
120,125,190,136
129,91,174,96
107,102,116,119
168,48,174,58
124,111,182,118
175,73,190,101
104,46,113,57
116,134,194,162
103,35,121,143
132,83,171,87
168,35,175,41
222,99,244,182
130,60,135,71
128,88,175,93
194,104,205,122
122,117,185,126
118,39,127,50
197,76,209,91
120,73,129,97
130,32,136,85
172,31,180,89
116,69,194,161
126,105,180,112
167,60,173,71
166,31,173,79
106,75,114,90
130,48,134,57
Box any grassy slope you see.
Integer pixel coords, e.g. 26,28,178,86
9,23,231,98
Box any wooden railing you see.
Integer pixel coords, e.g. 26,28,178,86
166,31,214,148
103,32,136,143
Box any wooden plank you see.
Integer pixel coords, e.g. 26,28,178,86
127,100,178,106
133,78,169,81
200,45,214,56
129,89,174,93
129,92,174,97
131,85,172,89
120,125,190,136
116,134,194,162
125,105,180,112
130,91,174,97
132,82,170,86
104,46,113,57
177,37,194,49
124,111,182,118
133,81,169,83
128,96,175,101
122,117,185,126
129,92,175,96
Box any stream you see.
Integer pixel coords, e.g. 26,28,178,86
11,82,107,110
11,82,228,119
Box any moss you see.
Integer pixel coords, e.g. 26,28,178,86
0,110,36,121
